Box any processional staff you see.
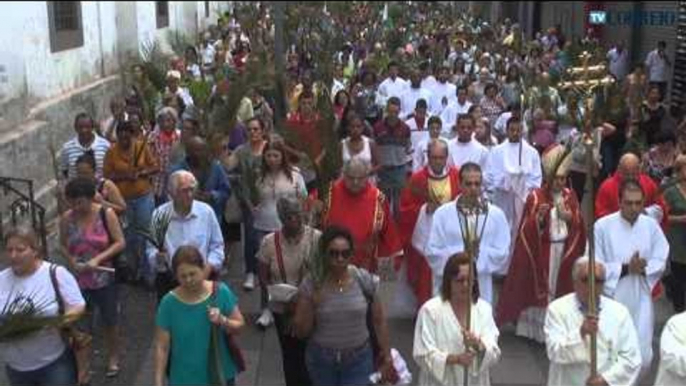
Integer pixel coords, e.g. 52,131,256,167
559,51,614,378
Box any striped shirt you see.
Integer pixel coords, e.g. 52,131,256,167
59,135,111,179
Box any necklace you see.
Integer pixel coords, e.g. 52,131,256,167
333,275,348,293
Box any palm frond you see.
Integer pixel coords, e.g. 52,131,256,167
0,290,67,343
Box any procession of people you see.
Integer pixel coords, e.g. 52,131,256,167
2,2,686,386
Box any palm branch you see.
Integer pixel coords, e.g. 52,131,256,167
0,289,68,343
133,206,173,252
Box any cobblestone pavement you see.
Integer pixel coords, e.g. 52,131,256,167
0,248,673,386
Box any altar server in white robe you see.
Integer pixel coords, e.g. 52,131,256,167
594,179,669,374
448,114,489,170
655,311,686,385
414,253,501,386
427,163,511,305
545,257,641,386
485,117,542,245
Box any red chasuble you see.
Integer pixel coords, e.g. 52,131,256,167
595,173,668,228
496,187,586,327
398,167,460,306
323,179,403,273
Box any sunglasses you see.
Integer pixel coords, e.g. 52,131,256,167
328,249,353,259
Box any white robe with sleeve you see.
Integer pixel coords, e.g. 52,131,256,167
655,311,686,385
413,297,501,386
545,294,642,386
426,199,511,305
447,138,490,170
484,140,542,245
594,213,670,371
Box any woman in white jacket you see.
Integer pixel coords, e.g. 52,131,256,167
413,253,501,386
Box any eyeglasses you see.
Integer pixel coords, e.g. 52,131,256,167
328,249,353,259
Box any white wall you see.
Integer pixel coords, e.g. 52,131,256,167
0,1,221,113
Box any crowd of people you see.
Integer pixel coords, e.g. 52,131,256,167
1,3,686,386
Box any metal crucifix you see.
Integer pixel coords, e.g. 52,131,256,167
559,50,614,378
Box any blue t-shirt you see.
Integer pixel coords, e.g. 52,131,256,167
156,282,238,385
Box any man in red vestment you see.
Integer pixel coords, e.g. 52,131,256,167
596,153,668,227
322,158,403,274
497,145,586,342
398,140,460,306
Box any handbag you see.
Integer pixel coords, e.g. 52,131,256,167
210,281,247,373
49,264,93,386
224,193,243,224
99,207,129,284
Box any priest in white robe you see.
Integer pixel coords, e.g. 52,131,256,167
655,311,686,385
439,86,472,136
414,253,501,386
429,66,457,118
545,257,641,386
401,68,436,119
594,179,669,374
485,117,542,245
448,114,489,170
427,163,511,305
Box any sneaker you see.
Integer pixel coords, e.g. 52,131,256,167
243,273,255,291
256,308,274,329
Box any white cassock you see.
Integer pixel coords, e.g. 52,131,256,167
401,87,435,119
377,77,408,107
440,100,472,135
447,138,489,171
414,297,501,386
595,213,669,372
406,117,430,166
426,199,511,305
430,82,457,117
655,311,686,386
485,140,542,244
545,294,642,386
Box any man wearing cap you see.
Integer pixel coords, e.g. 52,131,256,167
497,144,585,343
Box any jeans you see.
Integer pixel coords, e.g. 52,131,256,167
274,313,311,386
6,348,76,386
306,341,374,386
242,212,261,275
125,192,155,283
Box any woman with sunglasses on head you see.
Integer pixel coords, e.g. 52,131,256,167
293,226,395,386
413,253,501,386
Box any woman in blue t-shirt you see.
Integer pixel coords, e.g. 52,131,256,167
154,246,245,386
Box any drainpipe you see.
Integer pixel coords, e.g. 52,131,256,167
96,2,106,78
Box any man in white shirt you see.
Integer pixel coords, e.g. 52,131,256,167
493,103,526,141
485,118,542,246
440,86,472,136
401,68,435,119
448,114,489,170
147,170,225,302
595,178,669,374
60,113,111,180
607,42,629,81
545,257,641,386
429,66,457,118
377,61,408,108
645,41,672,101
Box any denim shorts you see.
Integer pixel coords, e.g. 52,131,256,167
6,348,76,386
306,340,374,386
82,284,119,327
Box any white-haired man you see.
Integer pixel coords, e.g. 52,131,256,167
545,257,641,386
147,170,225,302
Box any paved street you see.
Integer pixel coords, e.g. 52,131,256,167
0,233,674,386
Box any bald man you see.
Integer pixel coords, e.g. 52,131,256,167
398,140,461,306
595,153,668,227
